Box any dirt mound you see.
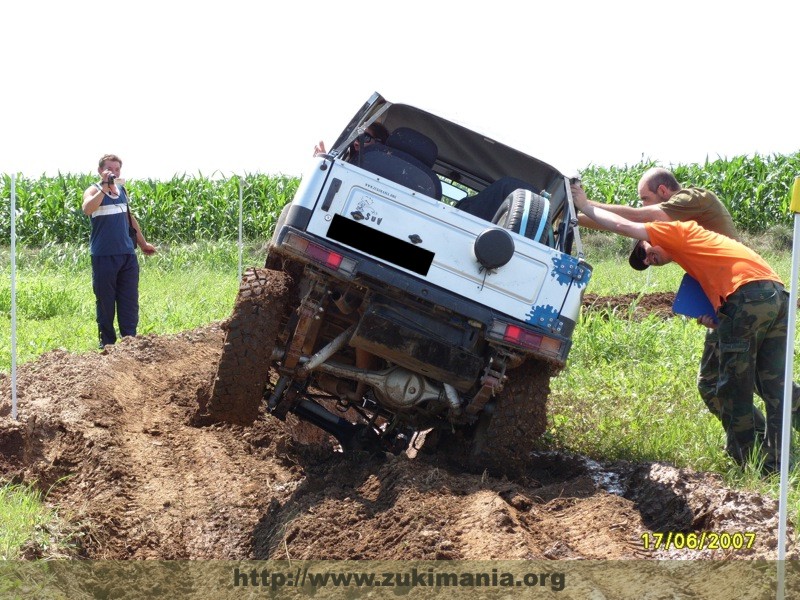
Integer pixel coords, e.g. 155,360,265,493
0,322,792,560
583,291,677,320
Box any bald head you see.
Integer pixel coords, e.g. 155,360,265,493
638,168,680,195
636,168,681,205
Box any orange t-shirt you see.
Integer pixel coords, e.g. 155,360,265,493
644,221,782,309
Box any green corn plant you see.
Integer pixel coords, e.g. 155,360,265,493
577,152,800,233
3,152,799,247
1,172,299,246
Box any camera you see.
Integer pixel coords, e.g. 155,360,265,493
108,174,115,185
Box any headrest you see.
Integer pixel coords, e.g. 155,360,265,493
386,127,438,168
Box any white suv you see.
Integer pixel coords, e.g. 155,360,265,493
206,92,592,475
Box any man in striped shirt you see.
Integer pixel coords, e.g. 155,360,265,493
82,154,156,348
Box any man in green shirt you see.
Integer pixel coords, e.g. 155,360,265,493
578,167,737,238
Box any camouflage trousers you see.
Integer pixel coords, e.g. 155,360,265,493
696,280,791,471
699,336,800,437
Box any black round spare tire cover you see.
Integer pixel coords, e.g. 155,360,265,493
474,227,515,269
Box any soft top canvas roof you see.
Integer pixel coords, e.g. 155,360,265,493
332,92,566,194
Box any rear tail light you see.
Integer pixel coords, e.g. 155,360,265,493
488,320,565,359
284,233,356,274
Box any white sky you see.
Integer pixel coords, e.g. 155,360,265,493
2,0,798,182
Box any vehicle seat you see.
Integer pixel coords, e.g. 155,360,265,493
456,176,538,222
360,127,442,199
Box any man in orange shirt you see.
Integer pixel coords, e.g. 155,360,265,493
573,184,790,474
574,168,790,438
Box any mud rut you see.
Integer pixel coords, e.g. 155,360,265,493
0,291,794,560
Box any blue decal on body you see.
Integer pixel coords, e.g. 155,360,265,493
551,255,591,286
525,304,563,332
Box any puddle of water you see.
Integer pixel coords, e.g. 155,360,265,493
583,456,626,496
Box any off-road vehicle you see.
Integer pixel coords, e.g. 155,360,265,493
207,92,592,474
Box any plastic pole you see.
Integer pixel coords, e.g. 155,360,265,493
777,175,800,598
11,174,18,420
238,176,243,281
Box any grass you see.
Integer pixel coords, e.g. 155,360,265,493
0,482,70,560
551,313,723,463
0,241,264,368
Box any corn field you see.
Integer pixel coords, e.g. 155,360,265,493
579,152,800,233
0,173,298,246
2,151,799,246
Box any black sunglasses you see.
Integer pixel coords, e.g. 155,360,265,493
362,132,381,143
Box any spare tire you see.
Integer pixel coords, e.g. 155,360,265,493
492,188,552,246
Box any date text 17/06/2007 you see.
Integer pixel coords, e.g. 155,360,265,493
641,531,756,552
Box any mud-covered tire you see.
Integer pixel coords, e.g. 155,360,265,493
207,268,294,425
476,359,551,476
434,359,551,477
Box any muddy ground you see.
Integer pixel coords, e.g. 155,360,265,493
0,292,795,561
